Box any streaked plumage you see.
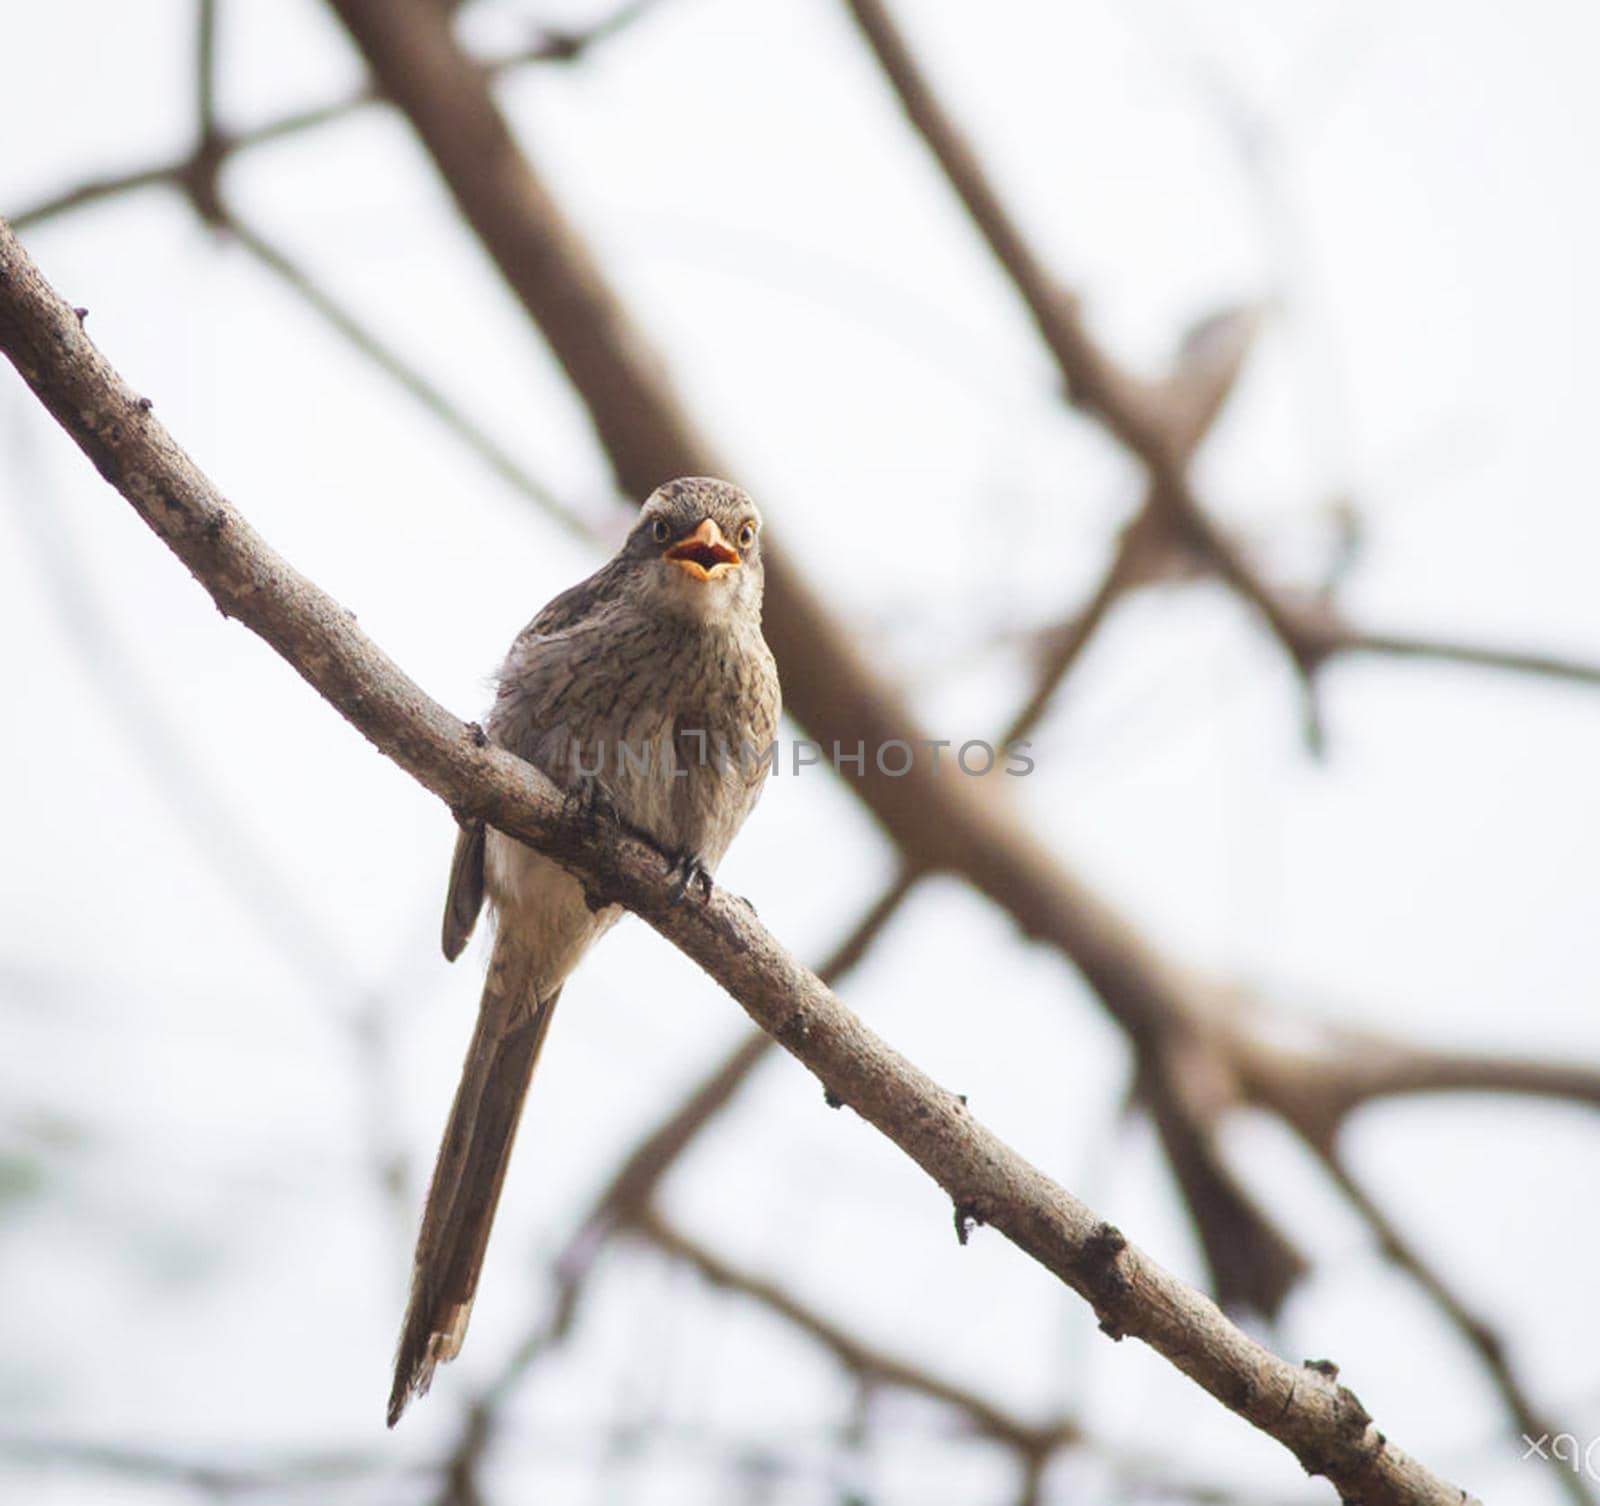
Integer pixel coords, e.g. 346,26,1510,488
389,478,780,1425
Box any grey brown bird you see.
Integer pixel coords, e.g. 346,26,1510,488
388,477,781,1425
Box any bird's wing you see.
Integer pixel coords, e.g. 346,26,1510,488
442,560,630,940
440,819,486,961
439,571,614,954
520,556,622,639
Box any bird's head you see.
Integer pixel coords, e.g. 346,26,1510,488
626,477,766,622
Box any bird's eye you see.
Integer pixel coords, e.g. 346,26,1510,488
651,518,672,544
736,520,757,550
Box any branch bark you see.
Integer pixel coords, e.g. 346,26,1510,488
0,215,1473,1506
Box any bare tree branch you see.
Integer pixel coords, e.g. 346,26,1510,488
1336,1046,1600,1116
1001,503,1167,747
530,0,671,64
6,0,670,232
224,207,602,542
1314,619,1600,692
0,1432,385,1496
0,214,1475,1506
837,0,1319,704
195,0,220,148
637,1205,1082,1461
10,162,182,233
1229,1010,1600,1150
839,0,1600,734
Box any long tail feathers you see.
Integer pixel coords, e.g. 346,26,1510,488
388,941,558,1426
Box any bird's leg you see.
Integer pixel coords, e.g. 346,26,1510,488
565,777,707,905
567,774,645,913
665,847,714,906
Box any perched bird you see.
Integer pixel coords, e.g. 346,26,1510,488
388,477,781,1425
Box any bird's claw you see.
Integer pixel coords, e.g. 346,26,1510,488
666,848,713,906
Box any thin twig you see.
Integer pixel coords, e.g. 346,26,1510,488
1322,623,1600,691
531,0,670,62
225,208,601,542
1230,1011,1600,1150
1318,1150,1595,1506
1001,506,1161,747
7,0,673,232
0,1432,383,1495
186,0,229,226
638,1205,1081,1460
196,0,220,142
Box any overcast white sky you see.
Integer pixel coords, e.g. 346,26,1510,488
3,2,1599,1503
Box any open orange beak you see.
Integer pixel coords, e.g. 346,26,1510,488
664,517,742,581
